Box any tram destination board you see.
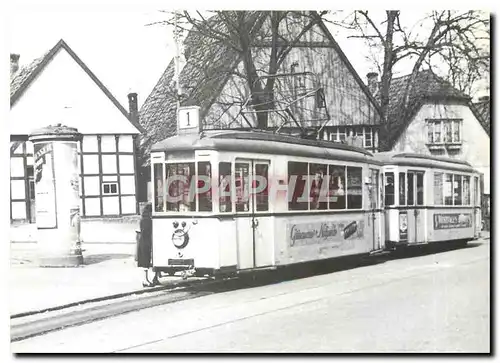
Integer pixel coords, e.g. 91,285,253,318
433,213,472,230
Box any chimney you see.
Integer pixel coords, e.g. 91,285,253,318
479,95,490,102
11,54,20,76
366,72,379,95
128,92,138,123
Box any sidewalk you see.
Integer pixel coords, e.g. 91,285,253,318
9,242,153,316
9,232,490,317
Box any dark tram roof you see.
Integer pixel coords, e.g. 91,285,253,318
376,152,476,172
151,130,379,164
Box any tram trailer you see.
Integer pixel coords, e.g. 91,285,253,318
376,152,482,250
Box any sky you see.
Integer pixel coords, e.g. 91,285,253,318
4,3,492,110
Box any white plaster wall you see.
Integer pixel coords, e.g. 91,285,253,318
10,158,25,177
102,196,120,215
119,155,134,174
392,103,490,194
9,47,139,135
121,196,136,214
120,175,135,195
102,155,117,174
11,202,26,219
11,180,25,199
100,135,116,152
84,198,100,216
118,135,133,152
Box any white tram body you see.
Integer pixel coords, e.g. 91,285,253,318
376,152,482,248
149,130,385,277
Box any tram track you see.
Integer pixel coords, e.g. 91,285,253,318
10,277,239,342
11,241,479,343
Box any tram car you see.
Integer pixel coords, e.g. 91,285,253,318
376,152,482,249
149,128,385,278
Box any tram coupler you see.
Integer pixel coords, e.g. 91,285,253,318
181,267,196,280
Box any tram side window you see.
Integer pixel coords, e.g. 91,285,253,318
255,164,269,212
347,167,362,209
197,162,212,212
310,163,328,210
288,162,308,211
153,163,164,212
444,173,453,205
329,165,346,209
399,172,406,206
219,162,232,213
407,172,415,206
384,172,395,206
166,163,195,212
434,172,443,205
463,176,471,205
453,174,462,206
416,173,424,205
235,163,250,212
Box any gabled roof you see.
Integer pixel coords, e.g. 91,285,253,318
10,39,144,133
385,69,489,148
473,97,490,136
139,11,383,155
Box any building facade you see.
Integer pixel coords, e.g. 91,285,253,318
10,40,143,222
375,70,490,220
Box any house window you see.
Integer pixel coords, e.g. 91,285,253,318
364,127,373,148
102,182,118,195
453,120,461,142
329,127,347,143
427,119,462,144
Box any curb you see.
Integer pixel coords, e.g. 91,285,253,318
10,281,182,320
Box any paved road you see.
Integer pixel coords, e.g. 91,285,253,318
12,240,490,353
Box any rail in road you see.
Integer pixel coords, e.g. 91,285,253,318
10,241,483,342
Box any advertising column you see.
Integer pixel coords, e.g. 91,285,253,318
29,124,83,267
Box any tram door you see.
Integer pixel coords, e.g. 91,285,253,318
369,169,383,251
406,171,425,244
235,159,272,269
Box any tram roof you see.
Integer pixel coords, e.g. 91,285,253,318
375,152,476,172
151,130,380,164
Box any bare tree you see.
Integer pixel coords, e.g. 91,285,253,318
149,11,328,130
339,10,489,147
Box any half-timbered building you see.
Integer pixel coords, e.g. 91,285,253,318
138,11,383,200
10,39,143,222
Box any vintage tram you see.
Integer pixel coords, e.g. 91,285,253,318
376,152,482,249
149,129,385,278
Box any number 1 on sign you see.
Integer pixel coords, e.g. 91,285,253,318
186,112,190,126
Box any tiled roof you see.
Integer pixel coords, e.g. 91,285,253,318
10,52,49,100
473,98,490,136
384,69,476,149
139,13,259,155
138,11,383,160
10,39,143,133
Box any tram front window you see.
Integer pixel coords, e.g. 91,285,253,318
166,163,195,212
153,163,164,212
219,162,232,212
198,161,212,212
